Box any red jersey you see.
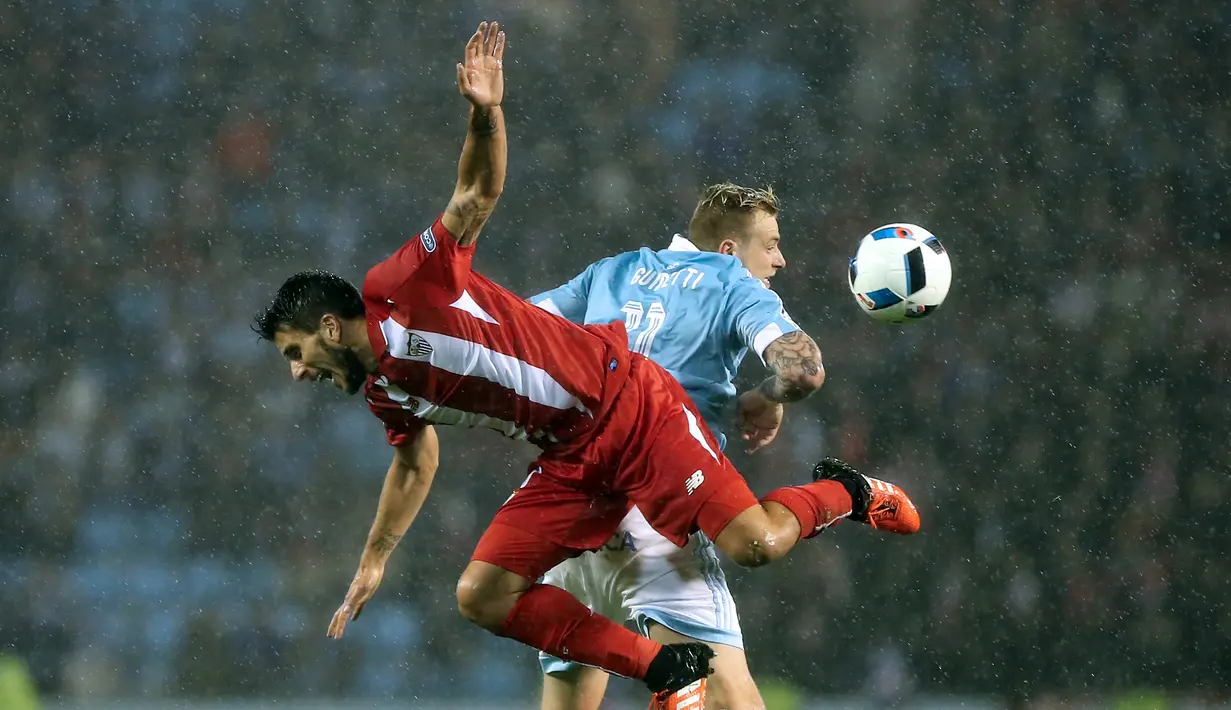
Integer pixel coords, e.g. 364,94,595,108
362,217,632,448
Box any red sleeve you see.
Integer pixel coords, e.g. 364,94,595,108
366,396,429,448
363,215,474,307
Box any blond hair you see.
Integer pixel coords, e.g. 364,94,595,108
687,183,780,250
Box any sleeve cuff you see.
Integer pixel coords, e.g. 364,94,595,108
432,214,475,251
752,323,786,364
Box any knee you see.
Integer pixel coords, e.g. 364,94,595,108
455,570,510,631
720,535,772,568
716,529,787,569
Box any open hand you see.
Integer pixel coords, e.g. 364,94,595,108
326,561,386,639
736,388,784,453
457,21,505,109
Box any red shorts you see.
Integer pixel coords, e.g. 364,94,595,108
471,355,759,580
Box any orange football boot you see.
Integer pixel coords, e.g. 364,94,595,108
649,678,706,710
813,457,921,535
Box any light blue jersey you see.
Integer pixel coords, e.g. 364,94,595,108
532,234,800,447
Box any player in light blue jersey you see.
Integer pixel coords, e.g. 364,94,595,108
531,184,827,710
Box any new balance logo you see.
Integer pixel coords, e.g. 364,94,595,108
406,333,433,357
685,470,705,496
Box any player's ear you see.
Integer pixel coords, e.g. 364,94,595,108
319,314,343,344
717,239,739,256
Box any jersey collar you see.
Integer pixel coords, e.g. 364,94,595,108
667,234,701,252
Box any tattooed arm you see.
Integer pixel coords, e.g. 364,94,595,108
362,425,440,564
442,21,507,246
756,330,826,403
735,331,824,453
327,426,440,639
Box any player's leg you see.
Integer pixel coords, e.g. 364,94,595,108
624,363,918,569
643,622,763,710
541,662,609,710
710,457,921,567
628,396,851,567
457,464,714,693
537,544,626,710
617,512,762,710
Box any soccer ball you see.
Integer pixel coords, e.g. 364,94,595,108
848,223,952,324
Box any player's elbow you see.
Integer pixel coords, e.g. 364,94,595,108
456,182,503,205
397,464,435,495
783,363,824,398
796,363,825,394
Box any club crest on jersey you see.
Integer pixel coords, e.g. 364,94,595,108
420,227,437,253
406,332,434,357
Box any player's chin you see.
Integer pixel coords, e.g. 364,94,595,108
338,377,363,396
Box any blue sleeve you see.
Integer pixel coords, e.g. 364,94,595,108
725,277,803,364
529,258,607,323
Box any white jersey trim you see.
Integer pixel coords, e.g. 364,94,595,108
449,289,499,324
751,322,786,364
681,404,719,462
534,298,564,317
667,234,701,252
373,376,530,440
379,318,590,415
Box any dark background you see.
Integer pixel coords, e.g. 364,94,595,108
2,0,1228,703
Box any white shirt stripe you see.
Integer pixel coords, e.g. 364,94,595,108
449,289,499,324
535,298,564,317
380,318,590,414
681,404,719,462
374,376,532,440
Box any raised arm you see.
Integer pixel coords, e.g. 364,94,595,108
326,425,440,639
442,21,507,246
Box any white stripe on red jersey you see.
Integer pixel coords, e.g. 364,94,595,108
378,314,591,415
361,217,631,448
372,375,532,440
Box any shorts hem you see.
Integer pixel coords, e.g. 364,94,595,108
540,652,594,676
634,609,744,651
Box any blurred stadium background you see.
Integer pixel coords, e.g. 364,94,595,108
2,0,1228,708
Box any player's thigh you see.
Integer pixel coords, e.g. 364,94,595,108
541,663,610,710
542,544,628,622
627,392,759,546
535,546,631,688
473,459,630,580
645,623,765,710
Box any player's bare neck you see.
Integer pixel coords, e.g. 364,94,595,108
340,316,381,373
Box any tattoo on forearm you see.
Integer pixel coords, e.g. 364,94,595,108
470,107,498,137
369,531,403,555
758,331,823,403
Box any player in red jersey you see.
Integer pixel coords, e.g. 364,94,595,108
254,22,921,699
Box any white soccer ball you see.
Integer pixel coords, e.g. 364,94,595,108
848,223,952,324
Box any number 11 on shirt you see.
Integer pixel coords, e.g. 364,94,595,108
620,300,667,355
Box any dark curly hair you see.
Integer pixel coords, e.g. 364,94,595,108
253,270,365,341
